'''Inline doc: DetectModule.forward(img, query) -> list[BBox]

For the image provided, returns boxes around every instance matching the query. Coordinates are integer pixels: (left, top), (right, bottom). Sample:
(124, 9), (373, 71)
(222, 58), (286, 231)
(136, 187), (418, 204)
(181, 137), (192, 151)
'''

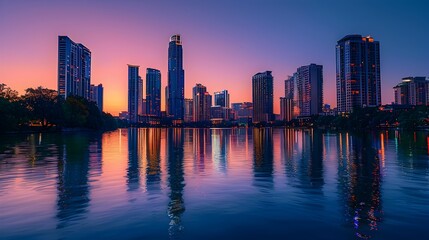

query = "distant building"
(128, 65), (142, 123)
(119, 111), (128, 120)
(280, 97), (293, 122)
(252, 71), (273, 123)
(193, 84), (212, 122)
(214, 90), (230, 108)
(336, 34), (381, 112)
(295, 64), (323, 116)
(210, 106), (231, 121)
(167, 34), (185, 120)
(57, 36), (91, 99)
(394, 77), (429, 105)
(90, 84), (103, 111)
(146, 68), (161, 117)
(184, 98), (193, 122)
(231, 102), (253, 119)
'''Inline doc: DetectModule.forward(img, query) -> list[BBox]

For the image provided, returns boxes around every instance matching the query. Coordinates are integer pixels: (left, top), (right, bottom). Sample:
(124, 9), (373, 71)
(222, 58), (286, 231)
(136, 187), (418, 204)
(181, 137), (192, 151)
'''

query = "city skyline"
(1, 0), (428, 115)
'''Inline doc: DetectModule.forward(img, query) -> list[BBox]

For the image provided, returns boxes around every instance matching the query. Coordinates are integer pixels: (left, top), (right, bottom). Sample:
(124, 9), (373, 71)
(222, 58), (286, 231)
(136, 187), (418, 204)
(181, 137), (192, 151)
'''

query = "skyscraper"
(214, 90), (230, 108)
(90, 84), (103, 112)
(146, 68), (161, 117)
(394, 77), (429, 105)
(252, 71), (273, 123)
(336, 34), (381, 112)
(167, 34), (185, 120)
(296, 64), (323, 116)
(57, 36), (91, 99)
(193, 84), (212, 122)
(128, 65), (142, 124)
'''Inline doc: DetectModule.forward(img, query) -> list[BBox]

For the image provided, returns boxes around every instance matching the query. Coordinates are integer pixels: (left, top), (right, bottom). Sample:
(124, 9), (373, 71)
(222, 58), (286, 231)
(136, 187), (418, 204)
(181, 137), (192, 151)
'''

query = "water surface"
(0, 128), (428, 239)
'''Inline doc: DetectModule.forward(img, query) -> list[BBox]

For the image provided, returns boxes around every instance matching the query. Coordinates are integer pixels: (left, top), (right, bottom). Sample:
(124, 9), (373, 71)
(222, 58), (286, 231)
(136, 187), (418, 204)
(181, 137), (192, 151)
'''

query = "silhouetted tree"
(24, 87), (61, 127)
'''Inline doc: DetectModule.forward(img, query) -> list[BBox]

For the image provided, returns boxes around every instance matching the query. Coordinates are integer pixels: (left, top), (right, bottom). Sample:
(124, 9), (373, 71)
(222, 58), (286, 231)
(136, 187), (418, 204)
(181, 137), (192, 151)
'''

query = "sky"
(1, 0), (428, 115)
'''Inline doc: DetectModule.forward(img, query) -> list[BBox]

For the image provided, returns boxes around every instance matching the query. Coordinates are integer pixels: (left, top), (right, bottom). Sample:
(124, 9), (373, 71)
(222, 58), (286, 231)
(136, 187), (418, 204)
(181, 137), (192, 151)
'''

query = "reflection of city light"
(379, 133), (385, 168)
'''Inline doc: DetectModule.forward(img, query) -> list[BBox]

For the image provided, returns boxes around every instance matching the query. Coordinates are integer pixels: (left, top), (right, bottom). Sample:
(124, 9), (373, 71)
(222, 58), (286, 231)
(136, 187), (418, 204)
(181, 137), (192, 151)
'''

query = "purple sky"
(1, 0), (428, 114)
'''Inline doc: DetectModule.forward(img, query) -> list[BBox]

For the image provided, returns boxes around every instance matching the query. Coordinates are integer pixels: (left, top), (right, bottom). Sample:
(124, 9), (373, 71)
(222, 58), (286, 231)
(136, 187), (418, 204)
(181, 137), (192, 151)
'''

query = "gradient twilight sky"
(1, 0), (428, 115)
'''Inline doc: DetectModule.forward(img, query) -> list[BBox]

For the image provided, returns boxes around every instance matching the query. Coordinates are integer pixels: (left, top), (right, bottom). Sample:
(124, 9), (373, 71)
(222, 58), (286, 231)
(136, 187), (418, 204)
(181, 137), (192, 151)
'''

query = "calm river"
(0, 128), (428, 239)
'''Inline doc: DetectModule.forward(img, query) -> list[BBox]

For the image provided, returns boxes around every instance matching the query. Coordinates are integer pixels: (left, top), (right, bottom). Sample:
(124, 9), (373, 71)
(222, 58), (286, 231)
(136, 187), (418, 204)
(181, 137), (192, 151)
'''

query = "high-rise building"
(146, 68), (161, 117)
(336, 34), (381, 112)
(57, 36), (91, 99)
(284, 76), (294, 99)
(90, 84), (103, 111)
(295, 64), (323, 116)
(193, 84), (212, 122)
(394, 77), (429, 105)
(214, 90), (230, 108)
(184, 98), (193, 123)
(252, 71), (273, 123)
(128, 65), (142, 123)
(167, 34), (185, 120)
(280, 97), (293, 122)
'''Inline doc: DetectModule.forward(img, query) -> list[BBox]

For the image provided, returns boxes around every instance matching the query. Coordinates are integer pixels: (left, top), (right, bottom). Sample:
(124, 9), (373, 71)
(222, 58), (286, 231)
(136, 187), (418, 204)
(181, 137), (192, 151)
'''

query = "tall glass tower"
(167, 34), (185, 120)
(336, 34), (381, 112)
(57, 36), (91, 99)
(146, 68), (161, 117)
(128, 65), (142, 124)
(252, 71), (274, 123)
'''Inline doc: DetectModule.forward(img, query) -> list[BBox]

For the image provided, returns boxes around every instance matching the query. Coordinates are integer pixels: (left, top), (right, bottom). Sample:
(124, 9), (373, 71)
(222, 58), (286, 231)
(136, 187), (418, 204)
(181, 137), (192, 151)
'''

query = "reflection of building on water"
(394, 131), (429, 171)
(281, 128), (299, 180)
(193, 128), (211, 173)
(146, 128), (161, 191)
(281, 129), (324, 195)
(337, 133), (382, 239)
(127, 128), (142, 192)
(166, 128), (185, 237)
(305, 130), (324, 191)
(253, 128), (274, 190)
(57, 134), (99, 228)
(212, 129), (230, 173)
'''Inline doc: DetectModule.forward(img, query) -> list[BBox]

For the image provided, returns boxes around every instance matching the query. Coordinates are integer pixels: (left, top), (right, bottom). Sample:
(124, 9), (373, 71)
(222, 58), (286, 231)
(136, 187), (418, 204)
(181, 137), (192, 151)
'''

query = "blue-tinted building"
(336, 35), (381, 112)
(214, 90), (229, 108)
(128, 65), (142, 124)
(167, 35), (185, 120)
(146, 68), (161, 117)
(296, 64), (323, 116)
(252, 71), (274, 123)
(90, 84), (103, 112)
(57, 36), (91, 99)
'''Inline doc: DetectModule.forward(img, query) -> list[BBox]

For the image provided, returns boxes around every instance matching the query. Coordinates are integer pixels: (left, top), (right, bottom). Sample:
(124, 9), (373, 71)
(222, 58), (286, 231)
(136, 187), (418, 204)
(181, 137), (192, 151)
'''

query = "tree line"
(0, 84), (118, 133)
(288, 106), (429, 130)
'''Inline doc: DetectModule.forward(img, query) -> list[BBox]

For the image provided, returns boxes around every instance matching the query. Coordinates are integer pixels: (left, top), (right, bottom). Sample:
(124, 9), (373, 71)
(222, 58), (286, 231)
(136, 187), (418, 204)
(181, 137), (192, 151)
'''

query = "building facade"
(167, 35), (185, 120)
(58, 36), (91, 99)
(214, 90), (230, 108)
(146, 68), (161, 117)
(184, 98), (194, 123)
(90, 84), (103, 111)
(128, 65), (142, 124)
(252, 71), (273, 123)
(394, 77), (429, 105)
(336, 34), (381, 112)
(193, 84), (212, 122)
(280, 97), (293, 122)
(296, 64), (323, 116)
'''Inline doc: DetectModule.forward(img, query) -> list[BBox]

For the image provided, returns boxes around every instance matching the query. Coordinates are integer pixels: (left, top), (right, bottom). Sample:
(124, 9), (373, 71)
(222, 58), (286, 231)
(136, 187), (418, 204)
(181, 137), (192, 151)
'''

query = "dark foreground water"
(0, 128), (428, 239)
